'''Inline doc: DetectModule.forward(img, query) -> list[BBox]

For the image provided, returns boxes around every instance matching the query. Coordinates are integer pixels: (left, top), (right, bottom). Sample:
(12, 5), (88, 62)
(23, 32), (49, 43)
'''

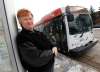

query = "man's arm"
(17, 41), (54, 67)
(39, 32), (58, 56)
(41, 32), (58, 56)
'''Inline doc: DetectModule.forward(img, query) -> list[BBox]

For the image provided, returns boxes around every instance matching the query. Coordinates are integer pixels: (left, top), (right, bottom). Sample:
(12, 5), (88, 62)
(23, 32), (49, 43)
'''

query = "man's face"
(19, 14), (34, 31)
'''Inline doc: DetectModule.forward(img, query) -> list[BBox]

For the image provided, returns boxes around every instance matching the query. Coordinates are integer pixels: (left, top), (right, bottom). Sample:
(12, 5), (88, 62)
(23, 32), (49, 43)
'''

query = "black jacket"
(16, 29), (55, 70)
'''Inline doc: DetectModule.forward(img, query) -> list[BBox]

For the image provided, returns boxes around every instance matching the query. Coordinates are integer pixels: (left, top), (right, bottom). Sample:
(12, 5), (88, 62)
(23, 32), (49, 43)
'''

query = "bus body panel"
(35, 6), (98, 55)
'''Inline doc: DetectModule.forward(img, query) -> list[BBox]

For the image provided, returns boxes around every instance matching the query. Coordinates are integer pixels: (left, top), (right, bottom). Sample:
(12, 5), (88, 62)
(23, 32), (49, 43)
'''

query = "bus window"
(36, 15), (68, 53)
(68, 14), (92, 35)
(0, 17), (13, 72)
(68, 15), (81, 35)
(78, 14), (93, 31)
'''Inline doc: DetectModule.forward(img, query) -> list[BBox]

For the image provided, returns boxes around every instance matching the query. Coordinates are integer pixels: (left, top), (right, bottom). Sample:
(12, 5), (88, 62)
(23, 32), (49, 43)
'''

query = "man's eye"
(24, 18), (28, 20)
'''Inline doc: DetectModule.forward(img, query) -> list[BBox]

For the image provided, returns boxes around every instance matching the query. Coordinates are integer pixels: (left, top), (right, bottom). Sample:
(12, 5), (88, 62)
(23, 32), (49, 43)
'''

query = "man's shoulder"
(16, 31), (24, 39)
(17, 31), (22, 36)
(16, 31), (27, 43)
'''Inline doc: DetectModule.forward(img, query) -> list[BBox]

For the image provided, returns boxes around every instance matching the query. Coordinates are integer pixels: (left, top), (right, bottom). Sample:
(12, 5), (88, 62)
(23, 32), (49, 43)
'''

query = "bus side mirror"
(67, 13), (74, 22)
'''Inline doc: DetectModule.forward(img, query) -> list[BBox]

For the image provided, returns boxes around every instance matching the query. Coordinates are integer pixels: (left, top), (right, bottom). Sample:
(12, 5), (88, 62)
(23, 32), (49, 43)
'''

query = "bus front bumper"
(69, 39), (98, 56)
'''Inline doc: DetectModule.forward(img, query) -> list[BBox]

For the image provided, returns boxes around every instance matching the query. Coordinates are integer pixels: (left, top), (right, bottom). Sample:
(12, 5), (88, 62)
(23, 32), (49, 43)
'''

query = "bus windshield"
(68, 14), (92, 35)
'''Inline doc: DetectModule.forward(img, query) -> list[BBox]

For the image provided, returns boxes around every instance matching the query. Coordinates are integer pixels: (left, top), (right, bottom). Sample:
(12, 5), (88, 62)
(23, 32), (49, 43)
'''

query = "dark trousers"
(28, 66), (54, 72)
(27, 63), (54, 72)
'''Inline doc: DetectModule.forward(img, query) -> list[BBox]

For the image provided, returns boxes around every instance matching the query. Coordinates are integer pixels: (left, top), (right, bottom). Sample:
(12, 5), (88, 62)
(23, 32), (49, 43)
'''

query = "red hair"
(17, 9), (33, 18)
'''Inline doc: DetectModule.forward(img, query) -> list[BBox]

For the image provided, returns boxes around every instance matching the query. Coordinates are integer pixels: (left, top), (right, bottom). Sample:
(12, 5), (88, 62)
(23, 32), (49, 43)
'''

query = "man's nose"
(27, 19), (31, 22)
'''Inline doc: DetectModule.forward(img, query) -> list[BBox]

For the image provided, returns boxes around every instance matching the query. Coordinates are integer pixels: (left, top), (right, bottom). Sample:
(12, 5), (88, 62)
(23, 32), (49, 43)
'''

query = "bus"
(35, 6), (98, 55)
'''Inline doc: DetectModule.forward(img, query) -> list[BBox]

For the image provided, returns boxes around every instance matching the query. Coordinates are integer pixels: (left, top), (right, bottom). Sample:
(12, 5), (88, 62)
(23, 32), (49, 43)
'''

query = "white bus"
(35, 6), (98, 55)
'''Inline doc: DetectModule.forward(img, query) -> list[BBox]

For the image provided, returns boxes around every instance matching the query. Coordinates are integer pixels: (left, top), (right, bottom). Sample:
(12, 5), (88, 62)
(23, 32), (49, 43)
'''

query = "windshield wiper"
(80, 30), (84, 37)
(80, 23), (84, 38)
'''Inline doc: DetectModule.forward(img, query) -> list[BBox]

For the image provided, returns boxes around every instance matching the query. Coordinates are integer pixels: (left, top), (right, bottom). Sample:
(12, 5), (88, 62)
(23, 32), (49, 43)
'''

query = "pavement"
(54, 53), (98, 72)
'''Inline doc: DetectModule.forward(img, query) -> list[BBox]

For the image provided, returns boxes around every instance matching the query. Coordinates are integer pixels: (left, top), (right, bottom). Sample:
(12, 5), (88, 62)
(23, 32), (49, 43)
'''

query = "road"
(54, 53), (98, 72)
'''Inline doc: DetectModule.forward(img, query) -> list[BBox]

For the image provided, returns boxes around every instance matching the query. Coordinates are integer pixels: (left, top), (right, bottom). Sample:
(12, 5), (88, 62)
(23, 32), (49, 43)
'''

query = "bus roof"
(66, 6), (88, 14)
(36, 8), (62, 25)
(35, 6), (88, 26)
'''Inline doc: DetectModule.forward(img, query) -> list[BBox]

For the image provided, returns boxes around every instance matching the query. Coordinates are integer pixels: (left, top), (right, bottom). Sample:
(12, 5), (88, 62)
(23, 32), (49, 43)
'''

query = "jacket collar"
(22, 28), (36, 34)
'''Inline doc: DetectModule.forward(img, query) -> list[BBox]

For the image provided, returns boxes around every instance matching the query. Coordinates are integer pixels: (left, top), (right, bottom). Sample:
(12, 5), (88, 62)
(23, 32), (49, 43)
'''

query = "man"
(16, 9), (58, 72)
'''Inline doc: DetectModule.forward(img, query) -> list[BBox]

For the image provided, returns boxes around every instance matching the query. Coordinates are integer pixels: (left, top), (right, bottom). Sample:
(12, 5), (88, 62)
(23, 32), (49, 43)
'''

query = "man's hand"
(52, 47), (58, 56)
